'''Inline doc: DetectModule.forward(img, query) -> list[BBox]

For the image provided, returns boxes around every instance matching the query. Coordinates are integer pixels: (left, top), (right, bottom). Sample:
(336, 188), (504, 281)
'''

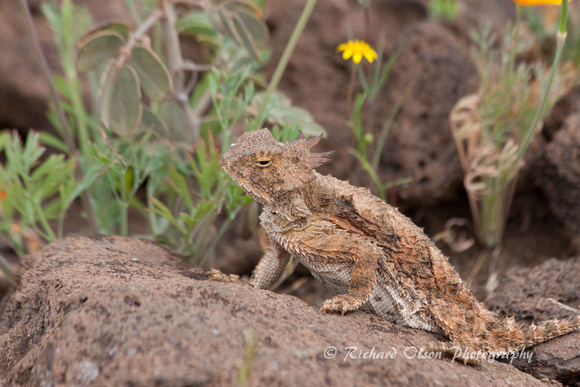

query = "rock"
(536, 104), (580, 251)
(0, 0), (57, 133)
(264, 0), (428, 183)
(376, 21), (478, 205)
(266, 1), (492, 205)
(0, 236), (550, 386)
(486, 257), (580, 384)
(0, 0), (129, 133)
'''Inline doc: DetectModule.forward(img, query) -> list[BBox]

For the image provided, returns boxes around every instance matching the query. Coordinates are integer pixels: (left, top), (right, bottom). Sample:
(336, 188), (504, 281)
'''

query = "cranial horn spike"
(307, 150), (335, 169)
(297, 130), (305, 140)
(304, 133), (323, 149)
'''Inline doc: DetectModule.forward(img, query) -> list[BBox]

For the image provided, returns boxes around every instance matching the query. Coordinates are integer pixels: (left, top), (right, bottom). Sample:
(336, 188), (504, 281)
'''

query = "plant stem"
(508, 5), (521, 82)
(119, 172), (129, 237)
(19, 0), (99, 234)
(255, 0), (318, 126)
(515, 4), (568, 163)
(35, 202), (57, 242)
(347, 64), (357, 109)
(559, 0), (568, 33)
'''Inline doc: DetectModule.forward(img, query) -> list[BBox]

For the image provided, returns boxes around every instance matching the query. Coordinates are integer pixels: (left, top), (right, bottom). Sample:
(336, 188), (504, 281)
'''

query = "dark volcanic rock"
(537, 109), (580, 251)
(0, 236), (549, 386)
(487, 257), (580, 385)
(377, 21), (478, 205)
(0, 0), (129, 133)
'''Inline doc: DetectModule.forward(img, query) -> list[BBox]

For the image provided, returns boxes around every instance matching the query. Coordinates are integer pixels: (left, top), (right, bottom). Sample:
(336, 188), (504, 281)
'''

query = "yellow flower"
(512, 0), (570, 6)
(336, 40), (378, 64)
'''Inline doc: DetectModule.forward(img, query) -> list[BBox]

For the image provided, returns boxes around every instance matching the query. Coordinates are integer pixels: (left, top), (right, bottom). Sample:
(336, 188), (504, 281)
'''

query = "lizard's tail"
(523, 315), (580, 347)
(492, 315), (580, 352)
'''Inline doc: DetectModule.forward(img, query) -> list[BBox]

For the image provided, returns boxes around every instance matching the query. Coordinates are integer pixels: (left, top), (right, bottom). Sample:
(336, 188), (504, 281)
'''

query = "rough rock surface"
(537, 103), (580, 251)
(487, 257), (580, 384)
(265, 1), (479, 205)
(0, 0), (129, 133)
(376, 21), (478, 205)
(0, 236), (553, 386)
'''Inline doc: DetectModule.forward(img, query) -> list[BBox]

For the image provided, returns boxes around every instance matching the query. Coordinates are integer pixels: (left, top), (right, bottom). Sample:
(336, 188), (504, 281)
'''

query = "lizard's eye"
(256, 157), (272, 168)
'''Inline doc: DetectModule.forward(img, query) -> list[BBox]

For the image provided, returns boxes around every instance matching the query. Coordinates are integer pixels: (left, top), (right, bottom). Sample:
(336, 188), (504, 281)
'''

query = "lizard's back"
(300, 173), (491, 333)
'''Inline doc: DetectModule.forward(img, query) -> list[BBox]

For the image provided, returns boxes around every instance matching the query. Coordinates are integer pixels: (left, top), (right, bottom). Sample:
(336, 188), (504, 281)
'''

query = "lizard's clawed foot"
(319, 294), (364, 316)
(207, 269), (245, 284)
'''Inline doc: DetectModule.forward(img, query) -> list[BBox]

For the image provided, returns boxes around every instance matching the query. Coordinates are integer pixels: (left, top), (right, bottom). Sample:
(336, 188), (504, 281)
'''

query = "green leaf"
(217, 6), (240, 43)
(148, 196), (185, 233)
(234, 10), (268, 47)
(232, 13), (261, 62)
(129, 46), (173, 101)
(76, 30), (125, 72)
(190, 72), (211, 109)
(23, 132), (45, 167)
(168, 165), (194, 210)
(176, 12), (218, 38)
(161, 102), (186, 141)
(224, 1), (264, 20)
(98, 62), (115, 129)
(63, 161), (99, 208)
(89, 21), (130, 39)
(255, 92), (326, 137)
(139, 108), (169, 138)
(30, 154), (67, 183)
(108, 65), (143, 137)
(39, 132), (68, 153)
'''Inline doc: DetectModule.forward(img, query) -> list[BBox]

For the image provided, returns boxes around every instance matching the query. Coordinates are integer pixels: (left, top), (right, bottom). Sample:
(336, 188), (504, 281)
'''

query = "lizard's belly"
(365, 266), (441, 333)
(295, 251), (353, 295)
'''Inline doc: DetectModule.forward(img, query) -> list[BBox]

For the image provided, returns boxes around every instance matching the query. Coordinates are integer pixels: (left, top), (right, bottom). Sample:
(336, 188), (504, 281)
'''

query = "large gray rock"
(0, 236), (551, 386)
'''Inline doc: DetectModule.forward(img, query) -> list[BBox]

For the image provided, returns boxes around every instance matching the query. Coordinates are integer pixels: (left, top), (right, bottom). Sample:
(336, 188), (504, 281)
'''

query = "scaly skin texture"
(219, 128), (580, 363)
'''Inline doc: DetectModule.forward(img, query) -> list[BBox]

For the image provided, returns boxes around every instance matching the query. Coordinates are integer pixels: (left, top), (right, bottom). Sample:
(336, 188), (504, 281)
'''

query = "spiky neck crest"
(220, 129), (334, 206)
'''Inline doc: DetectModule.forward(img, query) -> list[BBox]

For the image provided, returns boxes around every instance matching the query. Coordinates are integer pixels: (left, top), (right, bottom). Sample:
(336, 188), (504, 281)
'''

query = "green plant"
(523, 4), (580, 66)
(338, 37), (414, 200)
(427, 0), (459, 21)
(0, 0), (325, 277)
(450, 2), (573, 248)
(0, 131), (91, 253)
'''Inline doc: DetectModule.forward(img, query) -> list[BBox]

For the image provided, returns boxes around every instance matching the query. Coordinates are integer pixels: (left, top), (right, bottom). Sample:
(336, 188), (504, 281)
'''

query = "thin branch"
(113, 8), (164, 71)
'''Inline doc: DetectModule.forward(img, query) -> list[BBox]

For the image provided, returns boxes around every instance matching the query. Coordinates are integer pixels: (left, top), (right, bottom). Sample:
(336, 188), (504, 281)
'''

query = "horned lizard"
(218, 128), (580, 363)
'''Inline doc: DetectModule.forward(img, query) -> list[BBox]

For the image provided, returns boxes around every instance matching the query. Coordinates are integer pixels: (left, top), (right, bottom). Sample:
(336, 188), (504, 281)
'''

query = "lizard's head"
(220, 128), (334, 205)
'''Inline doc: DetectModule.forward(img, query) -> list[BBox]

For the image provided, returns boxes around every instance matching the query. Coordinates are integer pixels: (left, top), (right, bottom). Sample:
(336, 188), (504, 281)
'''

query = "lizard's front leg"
(250, 237), (291, 289)
(289, 225), (380, 315)
(319, 241), (379, 315)
(208, 237), (289, 287)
